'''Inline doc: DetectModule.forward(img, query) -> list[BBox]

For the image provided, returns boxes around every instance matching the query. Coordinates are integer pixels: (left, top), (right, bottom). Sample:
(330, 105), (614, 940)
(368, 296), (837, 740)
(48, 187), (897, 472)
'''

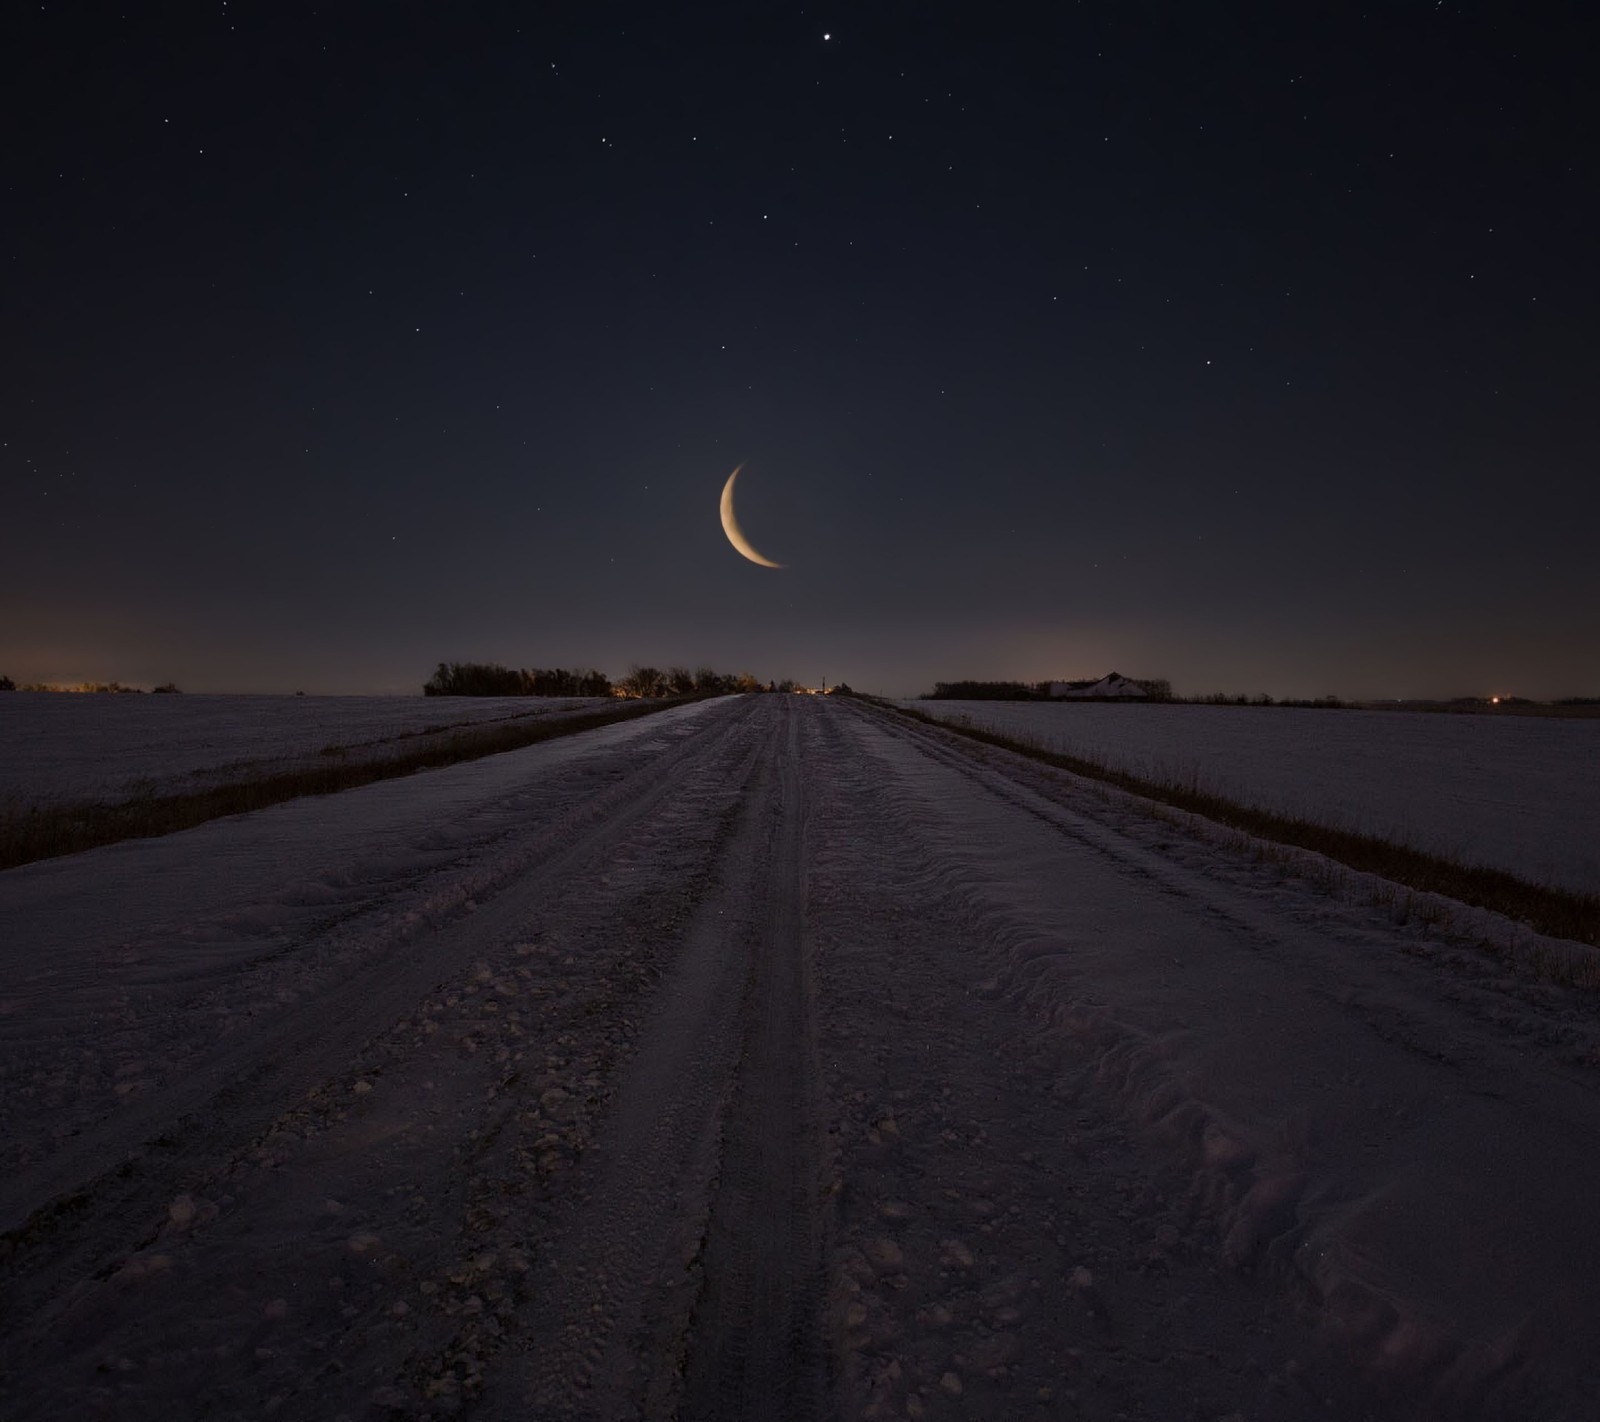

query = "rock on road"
(3, 695), (1599, 1420)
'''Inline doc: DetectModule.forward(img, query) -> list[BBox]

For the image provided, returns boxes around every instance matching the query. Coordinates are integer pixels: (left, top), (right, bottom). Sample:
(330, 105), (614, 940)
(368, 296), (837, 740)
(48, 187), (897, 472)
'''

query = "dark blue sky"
(4, 3), (1594, 697)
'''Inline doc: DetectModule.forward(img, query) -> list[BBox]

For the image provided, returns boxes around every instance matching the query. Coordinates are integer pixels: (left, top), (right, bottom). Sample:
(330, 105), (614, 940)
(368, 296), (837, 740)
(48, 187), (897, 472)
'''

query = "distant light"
(823, 32), (831, 40)
(1491, 695), (1500, 704)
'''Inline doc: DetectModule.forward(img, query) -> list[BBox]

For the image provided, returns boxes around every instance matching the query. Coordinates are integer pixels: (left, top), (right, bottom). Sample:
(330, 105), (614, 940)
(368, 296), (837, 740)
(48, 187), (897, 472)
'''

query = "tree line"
(0, 677), (180, 693)
(925, 678), (1173, 700)
(422, 661), (794, 698)
(423, 663), (613, 697)
(926, 680), (1041, 700)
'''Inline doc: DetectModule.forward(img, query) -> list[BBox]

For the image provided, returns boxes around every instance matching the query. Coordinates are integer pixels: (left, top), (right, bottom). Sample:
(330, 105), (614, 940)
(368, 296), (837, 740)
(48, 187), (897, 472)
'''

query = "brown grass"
(0, 697), (698, 872)
(884, 701), (1600, 953)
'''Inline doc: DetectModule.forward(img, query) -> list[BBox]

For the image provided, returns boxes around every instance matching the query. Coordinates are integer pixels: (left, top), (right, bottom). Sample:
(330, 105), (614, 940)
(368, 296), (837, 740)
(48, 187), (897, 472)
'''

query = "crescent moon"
(719, 463), (784, 568)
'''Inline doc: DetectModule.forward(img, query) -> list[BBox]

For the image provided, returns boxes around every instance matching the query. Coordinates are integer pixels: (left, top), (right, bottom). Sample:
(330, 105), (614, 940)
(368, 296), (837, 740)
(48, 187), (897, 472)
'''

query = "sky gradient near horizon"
(3, 4), (1594, 698)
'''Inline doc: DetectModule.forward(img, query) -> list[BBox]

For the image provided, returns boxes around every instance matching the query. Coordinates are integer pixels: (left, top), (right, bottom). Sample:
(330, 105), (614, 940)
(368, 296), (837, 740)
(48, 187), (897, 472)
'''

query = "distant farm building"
(1045, 672), (1151, 700)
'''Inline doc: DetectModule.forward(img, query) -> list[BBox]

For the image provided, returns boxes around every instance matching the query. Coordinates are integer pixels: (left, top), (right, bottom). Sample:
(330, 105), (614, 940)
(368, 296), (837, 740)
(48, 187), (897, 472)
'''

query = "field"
(3, 695), (1599, 1418)
(905, 698), (1600, 896)
(0, 692), (606, 810)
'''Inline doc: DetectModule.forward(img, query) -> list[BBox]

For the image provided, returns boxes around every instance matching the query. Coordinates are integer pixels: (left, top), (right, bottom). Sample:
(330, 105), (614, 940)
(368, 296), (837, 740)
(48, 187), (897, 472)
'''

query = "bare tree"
(623, 664), (667, 698)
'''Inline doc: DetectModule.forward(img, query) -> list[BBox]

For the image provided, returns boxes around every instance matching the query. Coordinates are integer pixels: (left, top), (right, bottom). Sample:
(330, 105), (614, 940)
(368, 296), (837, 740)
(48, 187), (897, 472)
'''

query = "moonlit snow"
(905, 698), (1600, 895)
(0, 692), (604, 810)
(3, 694), (1599, 1417)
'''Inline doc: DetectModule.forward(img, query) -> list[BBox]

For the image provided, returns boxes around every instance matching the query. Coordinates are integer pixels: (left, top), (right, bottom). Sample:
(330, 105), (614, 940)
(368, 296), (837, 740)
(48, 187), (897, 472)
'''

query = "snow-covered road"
(2, 696), (1597, 1419)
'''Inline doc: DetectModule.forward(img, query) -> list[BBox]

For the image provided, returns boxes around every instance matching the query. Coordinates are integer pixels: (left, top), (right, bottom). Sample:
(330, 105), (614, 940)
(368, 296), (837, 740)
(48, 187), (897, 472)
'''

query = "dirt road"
(3, 696), (1598, 1419)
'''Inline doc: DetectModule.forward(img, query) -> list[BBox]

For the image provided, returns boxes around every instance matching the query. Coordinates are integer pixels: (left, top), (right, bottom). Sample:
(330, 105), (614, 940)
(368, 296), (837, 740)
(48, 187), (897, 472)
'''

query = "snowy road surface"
(3, 695), (1598, 1420)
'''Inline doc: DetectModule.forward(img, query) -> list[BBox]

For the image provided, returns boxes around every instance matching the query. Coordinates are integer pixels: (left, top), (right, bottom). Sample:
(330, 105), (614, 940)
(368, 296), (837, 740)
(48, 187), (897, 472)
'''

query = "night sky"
(4, 4), (1594, 698)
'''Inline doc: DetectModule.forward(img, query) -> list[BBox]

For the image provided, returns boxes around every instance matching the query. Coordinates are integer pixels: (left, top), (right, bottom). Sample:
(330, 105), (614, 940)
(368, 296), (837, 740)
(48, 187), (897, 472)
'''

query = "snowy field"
(0, 692), (606, 809)
(904, 700), (1600, 895)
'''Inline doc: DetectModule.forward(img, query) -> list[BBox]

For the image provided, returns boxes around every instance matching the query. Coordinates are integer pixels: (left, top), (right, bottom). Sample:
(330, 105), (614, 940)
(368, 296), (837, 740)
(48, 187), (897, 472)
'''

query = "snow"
(1045, 672), (1148, 698)
(0, 692), (607, 809)
(0, 697), (730, 1195)
(4, 693), (1600, 1416)
(903, 699), (1600, 895)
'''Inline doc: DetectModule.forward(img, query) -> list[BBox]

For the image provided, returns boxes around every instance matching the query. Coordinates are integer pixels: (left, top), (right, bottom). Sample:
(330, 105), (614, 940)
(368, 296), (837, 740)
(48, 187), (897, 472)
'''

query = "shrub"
(424, 661), (525, 696)
(622, 665), (668, 698)
(423, 662), (614, 698)
(927, 680), (1040, 700)
(423, 659), (790, 698)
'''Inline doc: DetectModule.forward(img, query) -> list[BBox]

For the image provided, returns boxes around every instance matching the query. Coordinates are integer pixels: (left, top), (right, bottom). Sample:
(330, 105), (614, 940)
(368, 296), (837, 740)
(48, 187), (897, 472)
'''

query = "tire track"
(478, 698), (830, 1421)
(678, 697), (829, 1421)
(477, 710), (775, 1419)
